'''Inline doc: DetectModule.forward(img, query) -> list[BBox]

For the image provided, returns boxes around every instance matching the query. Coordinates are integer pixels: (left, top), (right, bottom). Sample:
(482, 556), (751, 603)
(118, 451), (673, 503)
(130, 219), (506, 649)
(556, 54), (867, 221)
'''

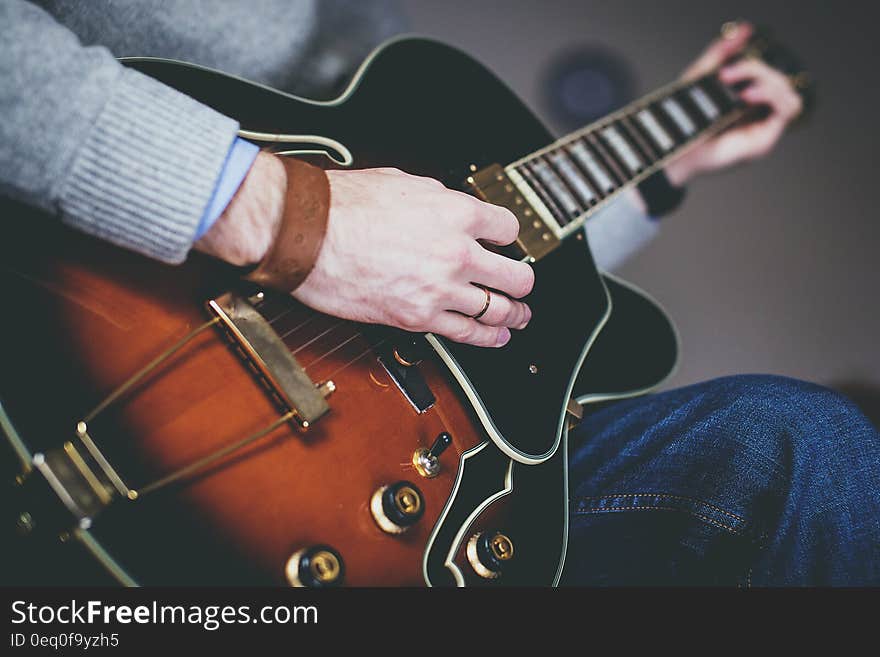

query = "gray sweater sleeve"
(1, 0), (240, 264)
(583, 189), (659, 272)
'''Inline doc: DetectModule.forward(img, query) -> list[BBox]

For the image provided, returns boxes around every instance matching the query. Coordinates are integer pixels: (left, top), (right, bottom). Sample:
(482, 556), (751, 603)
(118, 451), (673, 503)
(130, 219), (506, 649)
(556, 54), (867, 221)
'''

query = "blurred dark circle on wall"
(540, 45), (637, 131)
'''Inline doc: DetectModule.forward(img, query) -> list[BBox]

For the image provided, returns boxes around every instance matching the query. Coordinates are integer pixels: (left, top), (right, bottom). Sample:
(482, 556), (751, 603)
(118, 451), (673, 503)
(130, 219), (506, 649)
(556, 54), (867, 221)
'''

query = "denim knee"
(703, 374), (874, 469)
(572, 372), (876, 542)
(708, 375), (880, 584)
(567, 374), (880, 584)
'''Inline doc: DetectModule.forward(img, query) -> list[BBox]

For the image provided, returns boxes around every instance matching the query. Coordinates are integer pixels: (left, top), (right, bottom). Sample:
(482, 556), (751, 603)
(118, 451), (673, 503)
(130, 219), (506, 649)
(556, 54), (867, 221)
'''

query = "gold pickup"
(466, 163), (560, 262)
(207, 292), (332, 429)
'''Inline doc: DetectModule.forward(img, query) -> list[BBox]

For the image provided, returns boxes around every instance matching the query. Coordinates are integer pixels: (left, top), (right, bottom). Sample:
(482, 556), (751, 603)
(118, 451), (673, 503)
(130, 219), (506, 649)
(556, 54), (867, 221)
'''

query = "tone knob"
(466, 531), (514, 579)
(370, 481), (424, 534)
(285, 545), (344, 587)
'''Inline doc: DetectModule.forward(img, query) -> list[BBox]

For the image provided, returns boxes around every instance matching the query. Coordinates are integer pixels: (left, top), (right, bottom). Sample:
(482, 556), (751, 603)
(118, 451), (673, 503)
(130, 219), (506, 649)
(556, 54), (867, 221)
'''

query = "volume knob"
(466, 531), (514, 579)
(370, 481), (424, 534)
(285, 544), (344, 587)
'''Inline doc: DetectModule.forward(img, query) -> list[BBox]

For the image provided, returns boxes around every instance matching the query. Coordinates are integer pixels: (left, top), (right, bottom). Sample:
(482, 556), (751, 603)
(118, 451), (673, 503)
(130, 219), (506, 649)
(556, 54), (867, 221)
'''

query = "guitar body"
(0, 38), (677, 586)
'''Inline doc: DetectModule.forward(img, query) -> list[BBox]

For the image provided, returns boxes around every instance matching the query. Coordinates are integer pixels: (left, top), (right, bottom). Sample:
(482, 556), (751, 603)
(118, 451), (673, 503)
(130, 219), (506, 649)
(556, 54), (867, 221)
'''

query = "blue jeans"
(562, 375), (880, 586)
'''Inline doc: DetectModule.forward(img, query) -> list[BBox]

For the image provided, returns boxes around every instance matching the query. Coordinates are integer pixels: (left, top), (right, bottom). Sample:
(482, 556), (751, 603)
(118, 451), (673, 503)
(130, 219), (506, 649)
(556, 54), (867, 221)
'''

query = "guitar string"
(276, 314), (368, 367)
(107, 308), (385, 499)
(278, 312), (322, 340)
(132, 331), (392, 497)
(236, 299), (381, 376)
(263, 303), (297, 326)
(132, 331), (394, 499)
(256, 297), (397, 372)
(262, 303), (351, 344)
(288, 320), (346, 356)
(301, 332), (362, 371)
(316, 339), (387, 380)
(258, 305), (425, 380)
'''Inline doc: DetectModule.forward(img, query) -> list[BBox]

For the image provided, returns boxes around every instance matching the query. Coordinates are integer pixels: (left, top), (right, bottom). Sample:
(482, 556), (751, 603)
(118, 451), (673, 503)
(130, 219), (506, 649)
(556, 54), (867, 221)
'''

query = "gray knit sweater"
(1, 0), (656, 270)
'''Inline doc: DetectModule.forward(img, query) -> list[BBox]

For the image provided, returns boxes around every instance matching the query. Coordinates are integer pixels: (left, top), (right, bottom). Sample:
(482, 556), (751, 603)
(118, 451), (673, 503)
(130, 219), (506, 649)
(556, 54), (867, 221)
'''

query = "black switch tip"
(428, 432), (452, 459)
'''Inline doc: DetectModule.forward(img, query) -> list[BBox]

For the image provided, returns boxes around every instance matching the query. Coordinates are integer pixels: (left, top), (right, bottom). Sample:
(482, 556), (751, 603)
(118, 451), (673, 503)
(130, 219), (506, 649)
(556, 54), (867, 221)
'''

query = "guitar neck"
(505, 71), (748, 239)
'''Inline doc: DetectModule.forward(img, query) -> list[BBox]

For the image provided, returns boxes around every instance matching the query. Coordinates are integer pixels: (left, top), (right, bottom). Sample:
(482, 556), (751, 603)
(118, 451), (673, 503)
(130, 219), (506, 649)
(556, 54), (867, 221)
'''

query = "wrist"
(194, 150), (286, 266)
(637, 168), (687, 218)
(243, 157), (331, 293)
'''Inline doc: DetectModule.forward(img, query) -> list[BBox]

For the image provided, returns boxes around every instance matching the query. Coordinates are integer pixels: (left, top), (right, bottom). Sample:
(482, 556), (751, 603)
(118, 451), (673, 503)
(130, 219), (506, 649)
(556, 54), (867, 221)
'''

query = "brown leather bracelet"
(244, 157), (330, 293)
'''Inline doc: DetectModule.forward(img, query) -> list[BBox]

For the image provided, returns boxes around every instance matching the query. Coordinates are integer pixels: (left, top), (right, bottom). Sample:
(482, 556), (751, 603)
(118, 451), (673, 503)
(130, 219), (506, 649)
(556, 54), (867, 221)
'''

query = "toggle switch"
(412, 432), (452, 478)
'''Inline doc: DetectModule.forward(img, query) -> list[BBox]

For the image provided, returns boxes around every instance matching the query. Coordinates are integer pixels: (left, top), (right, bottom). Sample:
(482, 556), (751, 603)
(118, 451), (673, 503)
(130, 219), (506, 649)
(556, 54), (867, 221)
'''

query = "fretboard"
(505, 72), (747, 238)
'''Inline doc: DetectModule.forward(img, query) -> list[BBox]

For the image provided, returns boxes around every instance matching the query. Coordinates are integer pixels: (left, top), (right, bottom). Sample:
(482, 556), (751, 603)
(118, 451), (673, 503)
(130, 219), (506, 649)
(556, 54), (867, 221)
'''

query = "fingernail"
(721, 21), (740, 39)
(496, 328), (511, 347)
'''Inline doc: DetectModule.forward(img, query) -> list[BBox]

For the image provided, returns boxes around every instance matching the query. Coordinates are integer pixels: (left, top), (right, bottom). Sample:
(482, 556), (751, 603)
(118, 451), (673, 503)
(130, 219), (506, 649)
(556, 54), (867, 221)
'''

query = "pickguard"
(423, 441), (512, 587)
(430, 238), (611, 463)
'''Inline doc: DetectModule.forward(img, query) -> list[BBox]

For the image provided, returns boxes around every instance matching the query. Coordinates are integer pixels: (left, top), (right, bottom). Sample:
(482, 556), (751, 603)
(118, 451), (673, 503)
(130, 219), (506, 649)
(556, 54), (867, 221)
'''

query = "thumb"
(682, 21), (754, 81)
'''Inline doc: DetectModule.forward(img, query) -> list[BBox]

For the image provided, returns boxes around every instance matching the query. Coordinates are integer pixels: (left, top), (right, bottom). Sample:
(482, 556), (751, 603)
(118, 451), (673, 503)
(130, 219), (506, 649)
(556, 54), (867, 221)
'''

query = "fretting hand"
(665, 21), (804, 186)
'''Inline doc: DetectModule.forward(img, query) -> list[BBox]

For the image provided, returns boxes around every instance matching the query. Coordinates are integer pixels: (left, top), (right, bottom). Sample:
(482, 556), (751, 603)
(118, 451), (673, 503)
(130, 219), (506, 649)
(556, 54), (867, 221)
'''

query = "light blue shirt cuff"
(194, 137), (260, 240)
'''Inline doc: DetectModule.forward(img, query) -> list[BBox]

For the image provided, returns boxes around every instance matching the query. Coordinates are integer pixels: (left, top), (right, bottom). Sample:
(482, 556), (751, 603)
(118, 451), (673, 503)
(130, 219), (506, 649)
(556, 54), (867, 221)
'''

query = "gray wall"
(399, 0), (879, 403)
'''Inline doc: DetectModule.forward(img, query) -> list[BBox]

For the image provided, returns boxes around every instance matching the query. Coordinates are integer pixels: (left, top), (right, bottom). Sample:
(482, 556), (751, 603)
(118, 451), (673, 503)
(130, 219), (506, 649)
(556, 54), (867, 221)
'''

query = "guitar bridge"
(207, 292), (333, 429)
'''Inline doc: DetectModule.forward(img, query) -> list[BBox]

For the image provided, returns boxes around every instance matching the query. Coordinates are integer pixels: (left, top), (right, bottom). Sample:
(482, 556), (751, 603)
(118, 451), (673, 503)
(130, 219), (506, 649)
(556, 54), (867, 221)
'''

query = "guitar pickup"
(207, 292), (333, 429)
(373, 335), (436, 414)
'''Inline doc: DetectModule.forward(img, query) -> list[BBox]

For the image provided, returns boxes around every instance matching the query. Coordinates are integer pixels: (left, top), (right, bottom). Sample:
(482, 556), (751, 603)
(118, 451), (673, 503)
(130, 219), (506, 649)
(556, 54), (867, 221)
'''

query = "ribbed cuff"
(637, 169), (686, 219)
(57, 67), (240, 264)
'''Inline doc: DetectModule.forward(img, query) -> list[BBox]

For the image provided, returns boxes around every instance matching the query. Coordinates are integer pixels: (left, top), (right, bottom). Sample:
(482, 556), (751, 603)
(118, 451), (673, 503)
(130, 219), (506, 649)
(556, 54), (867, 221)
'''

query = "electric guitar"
(0, 29), (811, 586)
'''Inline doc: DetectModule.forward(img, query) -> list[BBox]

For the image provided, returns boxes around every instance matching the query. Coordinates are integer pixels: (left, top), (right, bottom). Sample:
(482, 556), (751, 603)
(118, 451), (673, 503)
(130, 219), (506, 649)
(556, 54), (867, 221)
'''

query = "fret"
(703, 75), (741, 111)
(645, 101), (684, 151)
(677, 89), (711, 130)
(620, 115), (659, 164)
(660, 96), (697, 138)
(567, 140), (616, 195)
(528, 158), (582, 222)
(600, 123), (643, 174)
(688, 83), (720, 121)
(547, 150), (597, 206)
(636, 107), (675, 152)
(586, 132), (627, 186)
(502, 69), (748, 246)
(516, 163), (568, 226)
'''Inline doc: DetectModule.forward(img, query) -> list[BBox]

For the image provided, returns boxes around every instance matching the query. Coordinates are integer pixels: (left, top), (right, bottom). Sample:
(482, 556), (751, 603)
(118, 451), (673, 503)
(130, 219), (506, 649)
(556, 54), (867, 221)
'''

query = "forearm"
(1, 0), (240, 264)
